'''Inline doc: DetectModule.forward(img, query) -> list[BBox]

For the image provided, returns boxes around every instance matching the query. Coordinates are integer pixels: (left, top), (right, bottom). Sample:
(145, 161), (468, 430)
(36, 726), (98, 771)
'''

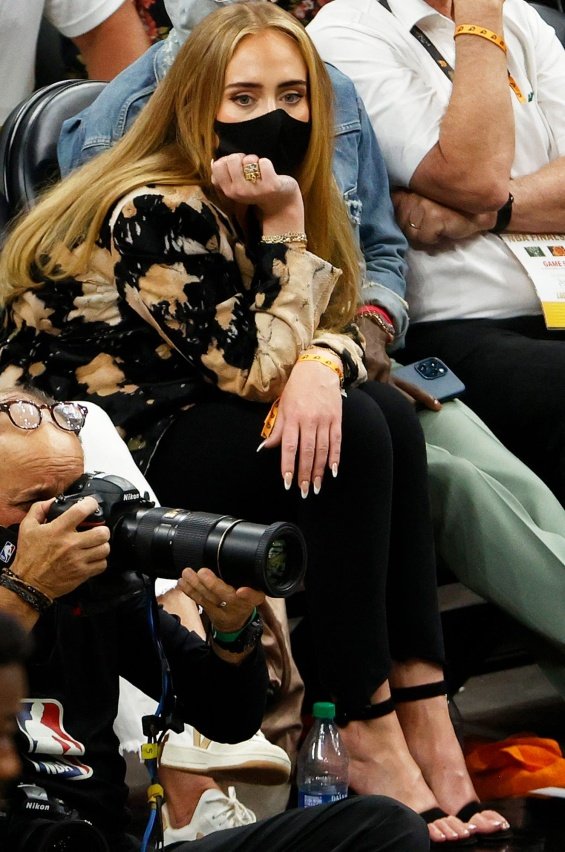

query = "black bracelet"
(0, 570), (53, 613)
(489, 193), (514, 234)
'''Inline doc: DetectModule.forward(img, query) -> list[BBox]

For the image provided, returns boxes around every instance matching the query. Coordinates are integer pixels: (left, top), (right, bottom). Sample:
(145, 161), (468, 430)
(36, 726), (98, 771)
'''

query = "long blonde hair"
(0, 1), (360, 330)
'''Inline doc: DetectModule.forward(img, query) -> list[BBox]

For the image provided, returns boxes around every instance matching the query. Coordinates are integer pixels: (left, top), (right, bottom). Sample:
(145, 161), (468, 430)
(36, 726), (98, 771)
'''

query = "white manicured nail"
(284, 472), (292, 491)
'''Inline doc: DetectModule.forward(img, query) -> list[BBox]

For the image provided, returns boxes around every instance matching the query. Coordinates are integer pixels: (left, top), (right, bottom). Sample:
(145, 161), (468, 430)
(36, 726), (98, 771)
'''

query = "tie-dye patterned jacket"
(0, 184), (365, 470)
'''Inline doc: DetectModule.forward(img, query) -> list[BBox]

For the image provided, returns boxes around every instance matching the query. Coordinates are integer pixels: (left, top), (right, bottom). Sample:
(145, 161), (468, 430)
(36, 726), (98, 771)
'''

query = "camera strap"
(139, 578), (183, 851)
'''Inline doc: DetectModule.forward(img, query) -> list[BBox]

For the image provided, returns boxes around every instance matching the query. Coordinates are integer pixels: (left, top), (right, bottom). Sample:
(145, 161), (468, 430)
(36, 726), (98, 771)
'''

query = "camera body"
(0, 784), (108, 852)
(47, 473), (306, 597)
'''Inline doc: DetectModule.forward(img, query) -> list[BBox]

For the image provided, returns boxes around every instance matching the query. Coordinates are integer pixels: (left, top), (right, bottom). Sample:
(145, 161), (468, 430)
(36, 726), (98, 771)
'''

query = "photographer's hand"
(178, 567), (265, 663)
(10, 496), (110, 600)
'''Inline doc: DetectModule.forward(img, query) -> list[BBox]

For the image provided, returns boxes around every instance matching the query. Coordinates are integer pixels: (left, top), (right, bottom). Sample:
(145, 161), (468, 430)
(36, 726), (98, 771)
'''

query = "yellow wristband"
(261, 397), (281, 439)
(297, 352), (344, 386)
(454, 24), (507, 54)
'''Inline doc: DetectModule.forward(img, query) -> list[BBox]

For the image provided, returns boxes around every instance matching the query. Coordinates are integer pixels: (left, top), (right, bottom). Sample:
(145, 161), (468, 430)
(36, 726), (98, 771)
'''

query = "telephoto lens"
(47, 474), (307, 597)
(115, 509), (307, 597)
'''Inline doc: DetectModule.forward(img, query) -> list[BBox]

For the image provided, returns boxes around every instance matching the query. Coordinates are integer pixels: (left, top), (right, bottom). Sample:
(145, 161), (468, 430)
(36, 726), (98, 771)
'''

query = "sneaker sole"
(160, 746), (291, 785)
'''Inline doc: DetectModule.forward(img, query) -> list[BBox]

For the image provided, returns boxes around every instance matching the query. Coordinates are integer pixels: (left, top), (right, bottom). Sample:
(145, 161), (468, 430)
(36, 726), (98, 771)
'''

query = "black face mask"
(214, 108), (312, 176)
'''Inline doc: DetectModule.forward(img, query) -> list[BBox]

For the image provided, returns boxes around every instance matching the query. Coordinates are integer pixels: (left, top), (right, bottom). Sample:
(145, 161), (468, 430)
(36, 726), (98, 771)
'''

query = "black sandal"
(393, 681), (512, 845)
(391, 679), (449, 703)
(335, 696), (395, 727)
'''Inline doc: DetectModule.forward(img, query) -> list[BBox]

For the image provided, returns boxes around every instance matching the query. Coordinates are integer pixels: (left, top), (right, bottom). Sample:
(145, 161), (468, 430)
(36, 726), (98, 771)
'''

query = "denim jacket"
(58, 51), (409, 346)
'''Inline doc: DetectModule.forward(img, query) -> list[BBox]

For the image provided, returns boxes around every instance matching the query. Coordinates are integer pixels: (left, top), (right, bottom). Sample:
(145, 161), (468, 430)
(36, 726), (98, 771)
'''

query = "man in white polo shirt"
(308, 0), (565, 505)
(0, 0), (149, 126)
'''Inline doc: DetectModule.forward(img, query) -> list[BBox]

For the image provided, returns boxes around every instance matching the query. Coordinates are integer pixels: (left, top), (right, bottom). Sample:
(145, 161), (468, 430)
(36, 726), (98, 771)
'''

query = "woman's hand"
(211, 153), (305, 233)
(261, 357), (343, 497)
(178, 567), (265, 634)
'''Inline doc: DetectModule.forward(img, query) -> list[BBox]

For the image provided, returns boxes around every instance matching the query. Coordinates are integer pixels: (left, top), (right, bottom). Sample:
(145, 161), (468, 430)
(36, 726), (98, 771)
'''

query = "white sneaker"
(162, 786), (256, 843)
(160, 728), (291, 785)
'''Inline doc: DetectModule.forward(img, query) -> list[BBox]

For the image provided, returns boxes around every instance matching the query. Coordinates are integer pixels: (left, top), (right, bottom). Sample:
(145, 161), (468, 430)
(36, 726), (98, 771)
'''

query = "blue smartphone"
(393, 357), (465, 403)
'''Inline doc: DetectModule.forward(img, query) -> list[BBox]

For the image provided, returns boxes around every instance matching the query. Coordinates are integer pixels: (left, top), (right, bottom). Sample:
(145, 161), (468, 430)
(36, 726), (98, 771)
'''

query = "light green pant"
(420, 398), (565, 694)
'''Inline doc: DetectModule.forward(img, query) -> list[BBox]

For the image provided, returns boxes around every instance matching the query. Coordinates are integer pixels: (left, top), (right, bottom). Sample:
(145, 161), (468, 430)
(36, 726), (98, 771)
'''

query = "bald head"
(0, 398), (84, 527)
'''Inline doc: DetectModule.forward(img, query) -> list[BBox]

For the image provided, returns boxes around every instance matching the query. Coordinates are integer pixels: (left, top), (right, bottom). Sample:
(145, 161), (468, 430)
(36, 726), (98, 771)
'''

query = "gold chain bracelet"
(260, 232), (308, 246)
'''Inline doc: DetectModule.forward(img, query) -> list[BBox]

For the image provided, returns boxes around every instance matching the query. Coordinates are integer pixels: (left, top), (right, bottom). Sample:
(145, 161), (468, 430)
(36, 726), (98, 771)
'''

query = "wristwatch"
(489, 193), (514, 234)
(211, 610), (263, 654)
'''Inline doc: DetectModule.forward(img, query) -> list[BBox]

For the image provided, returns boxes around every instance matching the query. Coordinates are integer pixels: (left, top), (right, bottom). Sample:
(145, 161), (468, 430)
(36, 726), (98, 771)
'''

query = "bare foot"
(394, 693), (510, 839)
(339, 712), (475, 844)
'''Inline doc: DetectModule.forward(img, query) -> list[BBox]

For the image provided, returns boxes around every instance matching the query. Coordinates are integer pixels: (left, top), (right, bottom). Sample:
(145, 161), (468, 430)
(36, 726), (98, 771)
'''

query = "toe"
(466, 809), (510, 835)
(428, 815), (472, 843)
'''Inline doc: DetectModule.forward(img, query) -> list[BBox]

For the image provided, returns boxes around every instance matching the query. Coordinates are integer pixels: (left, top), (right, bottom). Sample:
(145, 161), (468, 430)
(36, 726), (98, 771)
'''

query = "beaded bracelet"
(0, 568), (53, 613)
(356, 307), (396, 341)
(260, 232), (308, 246)
(297, 352), (344, 386)
(454, 25), (507, 54)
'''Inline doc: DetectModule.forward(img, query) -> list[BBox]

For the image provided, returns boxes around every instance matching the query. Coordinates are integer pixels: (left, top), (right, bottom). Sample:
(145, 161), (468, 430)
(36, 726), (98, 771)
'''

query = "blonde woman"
(0, 2), (508, 844)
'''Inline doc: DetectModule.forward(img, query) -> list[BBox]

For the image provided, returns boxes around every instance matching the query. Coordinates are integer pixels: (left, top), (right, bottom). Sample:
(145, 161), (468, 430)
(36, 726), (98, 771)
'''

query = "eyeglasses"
(0, 400), (88, 434)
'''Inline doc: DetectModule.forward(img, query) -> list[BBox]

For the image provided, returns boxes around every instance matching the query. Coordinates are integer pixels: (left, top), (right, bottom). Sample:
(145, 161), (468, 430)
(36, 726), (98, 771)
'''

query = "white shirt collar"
(385, 0), (450, 31)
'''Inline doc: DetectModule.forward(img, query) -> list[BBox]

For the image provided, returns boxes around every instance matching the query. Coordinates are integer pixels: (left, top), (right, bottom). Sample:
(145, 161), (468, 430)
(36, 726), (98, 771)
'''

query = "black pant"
(403, 315), (565, 506)
(147, 382), (444, 712)
(168, 797), (429, 852)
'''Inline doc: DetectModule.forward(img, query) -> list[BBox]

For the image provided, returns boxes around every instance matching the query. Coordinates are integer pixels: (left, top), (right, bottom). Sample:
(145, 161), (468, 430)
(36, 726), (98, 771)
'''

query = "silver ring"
(219, 600), (228, 608)
(408, 220), (420, 230)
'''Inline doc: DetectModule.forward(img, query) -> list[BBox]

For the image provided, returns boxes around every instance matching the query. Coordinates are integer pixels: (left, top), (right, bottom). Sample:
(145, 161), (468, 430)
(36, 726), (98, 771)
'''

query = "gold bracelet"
(260, 232), (308, 246)
(454, 25), (507, 54)
(356, 309), (396, 341)
(297, 352), (344, 386)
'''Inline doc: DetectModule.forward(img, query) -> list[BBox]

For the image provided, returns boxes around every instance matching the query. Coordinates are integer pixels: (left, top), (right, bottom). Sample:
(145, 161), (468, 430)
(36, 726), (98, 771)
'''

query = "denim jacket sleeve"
(328, 64), (409, 349)
(57, 44), (162, 176)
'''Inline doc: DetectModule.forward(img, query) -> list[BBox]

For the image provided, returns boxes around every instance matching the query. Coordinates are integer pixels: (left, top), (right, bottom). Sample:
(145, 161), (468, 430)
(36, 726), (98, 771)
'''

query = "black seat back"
(0, 79), (106, 220)
(530, 3), (565, 43)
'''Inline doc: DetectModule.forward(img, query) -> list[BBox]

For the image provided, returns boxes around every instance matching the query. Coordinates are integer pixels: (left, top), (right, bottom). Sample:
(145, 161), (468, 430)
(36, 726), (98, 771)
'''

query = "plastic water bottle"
(297, 701), (349, 807)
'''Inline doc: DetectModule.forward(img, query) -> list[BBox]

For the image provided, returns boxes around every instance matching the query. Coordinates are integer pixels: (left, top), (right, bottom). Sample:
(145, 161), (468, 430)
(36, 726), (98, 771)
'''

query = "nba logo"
(0, 541), (16, 564)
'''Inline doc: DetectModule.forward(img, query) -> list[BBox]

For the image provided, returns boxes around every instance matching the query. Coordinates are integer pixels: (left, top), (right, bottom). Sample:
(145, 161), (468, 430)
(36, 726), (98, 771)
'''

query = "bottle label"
(298, 791), (347, 808)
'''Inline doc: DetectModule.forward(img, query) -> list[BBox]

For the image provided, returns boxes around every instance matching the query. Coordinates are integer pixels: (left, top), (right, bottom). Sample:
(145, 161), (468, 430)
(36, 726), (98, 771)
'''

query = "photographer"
(0, 388), (428, 850)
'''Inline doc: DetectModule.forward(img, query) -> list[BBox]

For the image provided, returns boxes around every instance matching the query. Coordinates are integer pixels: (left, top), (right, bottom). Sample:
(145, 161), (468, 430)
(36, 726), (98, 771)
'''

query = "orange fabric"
(465, 735), (565, 799)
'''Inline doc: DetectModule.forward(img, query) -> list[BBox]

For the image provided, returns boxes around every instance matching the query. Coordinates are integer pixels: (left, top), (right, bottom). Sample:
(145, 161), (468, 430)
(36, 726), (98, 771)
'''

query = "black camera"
(0, 784), (108, 851)
(47, 473), (306, 597)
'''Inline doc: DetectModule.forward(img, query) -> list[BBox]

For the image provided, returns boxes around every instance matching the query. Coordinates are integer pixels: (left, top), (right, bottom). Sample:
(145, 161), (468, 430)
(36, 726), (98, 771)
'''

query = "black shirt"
(17, 577), (268, 834)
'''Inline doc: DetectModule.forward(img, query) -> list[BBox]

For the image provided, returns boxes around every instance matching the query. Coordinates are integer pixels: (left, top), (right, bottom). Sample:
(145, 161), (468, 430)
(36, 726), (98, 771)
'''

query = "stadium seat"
(0, 79), (105, 220)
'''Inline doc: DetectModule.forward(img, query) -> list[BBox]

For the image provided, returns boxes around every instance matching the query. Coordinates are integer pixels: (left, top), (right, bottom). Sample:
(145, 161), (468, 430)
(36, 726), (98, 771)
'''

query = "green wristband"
(212, 608), (257, 643)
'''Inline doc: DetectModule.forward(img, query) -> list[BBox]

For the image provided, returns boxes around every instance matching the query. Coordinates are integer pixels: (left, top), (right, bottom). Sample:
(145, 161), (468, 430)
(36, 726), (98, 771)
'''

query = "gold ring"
(242, 162), (262, 183)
